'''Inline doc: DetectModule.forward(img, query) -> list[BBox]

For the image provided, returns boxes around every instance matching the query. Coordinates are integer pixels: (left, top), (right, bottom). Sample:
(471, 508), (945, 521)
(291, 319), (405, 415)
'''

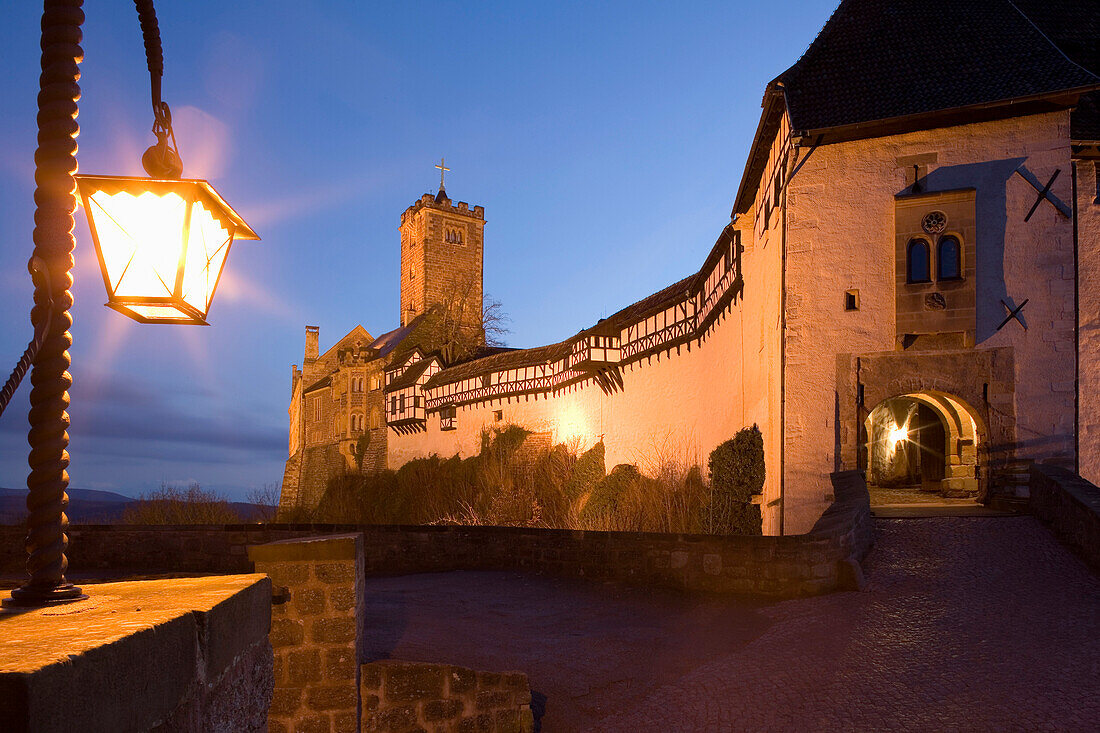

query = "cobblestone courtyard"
(361, 517), (1100, 731)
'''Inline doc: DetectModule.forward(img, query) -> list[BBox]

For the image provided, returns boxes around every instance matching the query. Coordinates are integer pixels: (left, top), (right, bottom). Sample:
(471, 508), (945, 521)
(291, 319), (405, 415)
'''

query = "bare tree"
(246, 484), (281, 522)
(124, 482), (242, 525)
(430, 275), (510, 363)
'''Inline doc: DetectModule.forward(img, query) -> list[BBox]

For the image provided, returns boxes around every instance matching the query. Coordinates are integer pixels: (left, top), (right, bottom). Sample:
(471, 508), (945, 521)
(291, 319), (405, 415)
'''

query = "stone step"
(987, 495), (1030, 513)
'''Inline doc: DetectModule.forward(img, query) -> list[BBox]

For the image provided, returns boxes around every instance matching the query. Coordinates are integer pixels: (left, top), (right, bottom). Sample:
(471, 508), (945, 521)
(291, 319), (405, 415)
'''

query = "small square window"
(493, 410), (503, 422)
(845, 289), (860, 311)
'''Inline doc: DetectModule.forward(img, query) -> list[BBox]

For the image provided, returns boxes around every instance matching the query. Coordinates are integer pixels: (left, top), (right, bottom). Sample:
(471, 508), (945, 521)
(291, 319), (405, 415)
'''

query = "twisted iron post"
(6, 0), (86, 607)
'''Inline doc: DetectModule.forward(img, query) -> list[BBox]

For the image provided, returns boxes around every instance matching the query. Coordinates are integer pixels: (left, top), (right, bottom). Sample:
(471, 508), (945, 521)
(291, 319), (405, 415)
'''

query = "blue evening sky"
(0, 1), (836, 500)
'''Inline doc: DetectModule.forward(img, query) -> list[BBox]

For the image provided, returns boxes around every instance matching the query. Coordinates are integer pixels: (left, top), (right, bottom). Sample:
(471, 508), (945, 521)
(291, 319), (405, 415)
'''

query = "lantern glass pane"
(180, 200), (232, 313)
(127, 304), (193, 320)
(88, 190), (186, 297)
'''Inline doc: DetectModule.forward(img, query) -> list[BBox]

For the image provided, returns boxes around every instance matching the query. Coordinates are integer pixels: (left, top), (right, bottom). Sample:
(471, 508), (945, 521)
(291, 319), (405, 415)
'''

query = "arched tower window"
(370, 408), (381, 430)
(937, 236), (961, 280)
(907, 238), (931, 283)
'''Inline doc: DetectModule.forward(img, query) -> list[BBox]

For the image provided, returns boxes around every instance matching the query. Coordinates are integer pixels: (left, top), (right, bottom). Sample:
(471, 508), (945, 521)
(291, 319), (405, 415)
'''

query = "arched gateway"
(865, 391), (986, 499)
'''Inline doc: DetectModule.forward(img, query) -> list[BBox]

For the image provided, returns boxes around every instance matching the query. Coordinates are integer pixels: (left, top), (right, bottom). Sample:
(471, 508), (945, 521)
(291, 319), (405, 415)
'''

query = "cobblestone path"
(360, 518), (1100, 731)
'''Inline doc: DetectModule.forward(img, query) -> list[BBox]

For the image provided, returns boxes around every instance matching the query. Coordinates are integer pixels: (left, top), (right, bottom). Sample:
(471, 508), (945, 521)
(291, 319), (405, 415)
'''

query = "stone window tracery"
(921, 210), (947, 235)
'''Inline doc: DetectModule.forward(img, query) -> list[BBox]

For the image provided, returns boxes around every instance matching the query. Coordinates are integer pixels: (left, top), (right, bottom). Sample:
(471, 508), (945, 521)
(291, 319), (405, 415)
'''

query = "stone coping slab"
(246, 532), (360, 563)
(0, 574), (270, 733)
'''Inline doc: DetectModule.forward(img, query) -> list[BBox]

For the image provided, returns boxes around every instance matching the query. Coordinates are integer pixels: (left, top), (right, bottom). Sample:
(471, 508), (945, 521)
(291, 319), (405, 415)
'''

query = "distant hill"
(0, 487), (272, 525)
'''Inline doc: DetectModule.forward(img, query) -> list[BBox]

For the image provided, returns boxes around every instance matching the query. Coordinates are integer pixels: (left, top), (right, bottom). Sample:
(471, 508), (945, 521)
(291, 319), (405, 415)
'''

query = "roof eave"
(732, 84), (788, 216)
(789, 84), (1100, 149)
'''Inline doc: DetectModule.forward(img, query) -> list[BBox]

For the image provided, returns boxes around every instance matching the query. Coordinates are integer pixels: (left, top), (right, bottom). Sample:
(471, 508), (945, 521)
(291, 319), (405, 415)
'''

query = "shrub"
(582, 463), (641, 524)
(529, 444), (578, 527)
(122, 483), (242, 525)
(566, 440), (605, 505)
(705, 424), (765, 535)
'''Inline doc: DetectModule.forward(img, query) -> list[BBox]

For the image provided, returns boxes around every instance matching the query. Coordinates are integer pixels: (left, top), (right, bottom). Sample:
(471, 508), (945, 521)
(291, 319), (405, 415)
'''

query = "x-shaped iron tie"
(996, 298), (1029, 332)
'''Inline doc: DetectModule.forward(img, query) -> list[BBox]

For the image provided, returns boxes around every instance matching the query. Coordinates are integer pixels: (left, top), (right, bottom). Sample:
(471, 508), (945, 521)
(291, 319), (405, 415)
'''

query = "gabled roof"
(777, 0), (1098, 135)
(385, 356), (439, 392)
(368, 320), (418, 358)
(317, 324), (374, 362)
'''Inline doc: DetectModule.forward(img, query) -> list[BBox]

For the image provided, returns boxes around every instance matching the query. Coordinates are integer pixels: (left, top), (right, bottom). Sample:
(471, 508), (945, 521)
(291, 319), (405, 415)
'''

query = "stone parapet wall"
(360, 661), (532, 733)
(1029, 464), (1100, 570)
(1, 472), (872, 598)
(0, 575), (272, 733)
(248, 535), (364, 733)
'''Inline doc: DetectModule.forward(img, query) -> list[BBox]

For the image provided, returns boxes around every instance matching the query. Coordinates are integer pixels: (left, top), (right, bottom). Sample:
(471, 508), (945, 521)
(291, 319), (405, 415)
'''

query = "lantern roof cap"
(74, 174), (260, 241)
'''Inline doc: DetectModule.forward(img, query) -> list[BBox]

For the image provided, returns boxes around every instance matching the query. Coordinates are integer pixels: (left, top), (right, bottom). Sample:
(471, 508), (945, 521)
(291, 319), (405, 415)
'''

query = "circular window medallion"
(921, 211), (947, 235)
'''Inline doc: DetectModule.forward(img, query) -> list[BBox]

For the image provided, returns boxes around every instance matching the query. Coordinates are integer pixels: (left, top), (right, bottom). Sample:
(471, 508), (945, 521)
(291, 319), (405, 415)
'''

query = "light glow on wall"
(555, 403), (590, 444)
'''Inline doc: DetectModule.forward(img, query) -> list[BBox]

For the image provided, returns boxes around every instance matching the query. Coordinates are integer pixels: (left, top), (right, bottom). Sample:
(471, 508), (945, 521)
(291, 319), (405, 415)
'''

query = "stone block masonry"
(249, 534), (365, 733)
(360, 661), (533, 733)
(1, 472), (873, 599)
(1029, 463), (1100, 570)
(0, 575), (272, 733)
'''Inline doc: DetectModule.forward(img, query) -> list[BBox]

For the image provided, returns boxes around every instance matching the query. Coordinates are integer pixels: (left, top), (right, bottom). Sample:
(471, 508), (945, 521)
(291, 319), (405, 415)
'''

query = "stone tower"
(399, 185), (485, 342)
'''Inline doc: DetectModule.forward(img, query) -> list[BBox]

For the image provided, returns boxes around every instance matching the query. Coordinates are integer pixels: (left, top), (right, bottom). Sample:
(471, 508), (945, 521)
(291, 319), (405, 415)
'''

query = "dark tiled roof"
(303, 375), (331, 394)
(385, 357), (435, 392)
(778, 0), (1098, 133)
(369, 318), (421, 358)
(585, 275), (695, 335)
(422, 273), (696, 390)
(424, 340), (574, 389)
(1010, 0), (1100, 140)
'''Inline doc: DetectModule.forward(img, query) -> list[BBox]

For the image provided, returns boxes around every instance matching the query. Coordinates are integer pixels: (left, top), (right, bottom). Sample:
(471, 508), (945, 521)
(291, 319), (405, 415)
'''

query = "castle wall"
(783, 111), (1077, 532)
(1077, 160), (1100, 485)
(388, 269), (786, 533)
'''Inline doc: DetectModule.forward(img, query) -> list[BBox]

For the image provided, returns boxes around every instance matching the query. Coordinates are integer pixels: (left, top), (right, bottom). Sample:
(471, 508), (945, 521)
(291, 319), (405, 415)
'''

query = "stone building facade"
(282, 0), (1100, 534)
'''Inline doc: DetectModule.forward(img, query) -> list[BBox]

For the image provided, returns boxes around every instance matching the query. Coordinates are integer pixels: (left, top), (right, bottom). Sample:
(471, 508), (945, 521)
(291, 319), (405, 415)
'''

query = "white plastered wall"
(1076, 159), (1100, 484)
(783, 111), (1077, 532)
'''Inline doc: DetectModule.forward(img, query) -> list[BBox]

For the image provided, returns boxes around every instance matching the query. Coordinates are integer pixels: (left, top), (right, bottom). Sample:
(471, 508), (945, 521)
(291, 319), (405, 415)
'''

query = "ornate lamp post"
(1, 0), (257, 607)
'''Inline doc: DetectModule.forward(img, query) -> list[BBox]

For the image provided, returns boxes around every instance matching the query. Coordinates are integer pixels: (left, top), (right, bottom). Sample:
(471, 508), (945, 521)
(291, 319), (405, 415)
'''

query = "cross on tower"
(435, 158), (450, 191)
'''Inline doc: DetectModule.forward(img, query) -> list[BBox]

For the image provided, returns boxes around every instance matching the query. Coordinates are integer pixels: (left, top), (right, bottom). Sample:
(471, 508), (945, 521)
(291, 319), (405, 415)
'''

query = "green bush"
(565, 440), (605, 502)
(582, 463), (641, 521)
(705, 424), (765, 535)
(529, 444), (577, 527)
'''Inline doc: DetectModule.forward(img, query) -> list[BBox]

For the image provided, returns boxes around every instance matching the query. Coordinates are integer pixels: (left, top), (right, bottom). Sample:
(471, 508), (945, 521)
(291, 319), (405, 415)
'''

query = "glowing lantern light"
(889, 426), (909, 446)
(75, 175), (259, 325)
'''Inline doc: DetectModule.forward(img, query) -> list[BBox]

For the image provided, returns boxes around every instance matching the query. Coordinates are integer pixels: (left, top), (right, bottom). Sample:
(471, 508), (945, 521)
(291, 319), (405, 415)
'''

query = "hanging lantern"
(75, 174), (259, 325)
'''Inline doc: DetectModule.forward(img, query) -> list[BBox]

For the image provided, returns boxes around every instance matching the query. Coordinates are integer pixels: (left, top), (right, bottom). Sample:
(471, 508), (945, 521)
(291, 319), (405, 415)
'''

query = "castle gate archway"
(864, 391), (985, 499)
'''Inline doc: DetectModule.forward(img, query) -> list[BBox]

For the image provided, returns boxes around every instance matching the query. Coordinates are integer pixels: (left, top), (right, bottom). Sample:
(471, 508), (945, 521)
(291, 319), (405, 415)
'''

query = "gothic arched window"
(937, 236), (961, 280)
(907, 238), (931, 283)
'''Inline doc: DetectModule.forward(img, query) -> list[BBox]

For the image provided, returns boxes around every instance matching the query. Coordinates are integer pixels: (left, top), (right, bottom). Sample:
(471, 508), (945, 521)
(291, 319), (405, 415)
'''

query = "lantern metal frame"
(75, 174), (259, 325)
